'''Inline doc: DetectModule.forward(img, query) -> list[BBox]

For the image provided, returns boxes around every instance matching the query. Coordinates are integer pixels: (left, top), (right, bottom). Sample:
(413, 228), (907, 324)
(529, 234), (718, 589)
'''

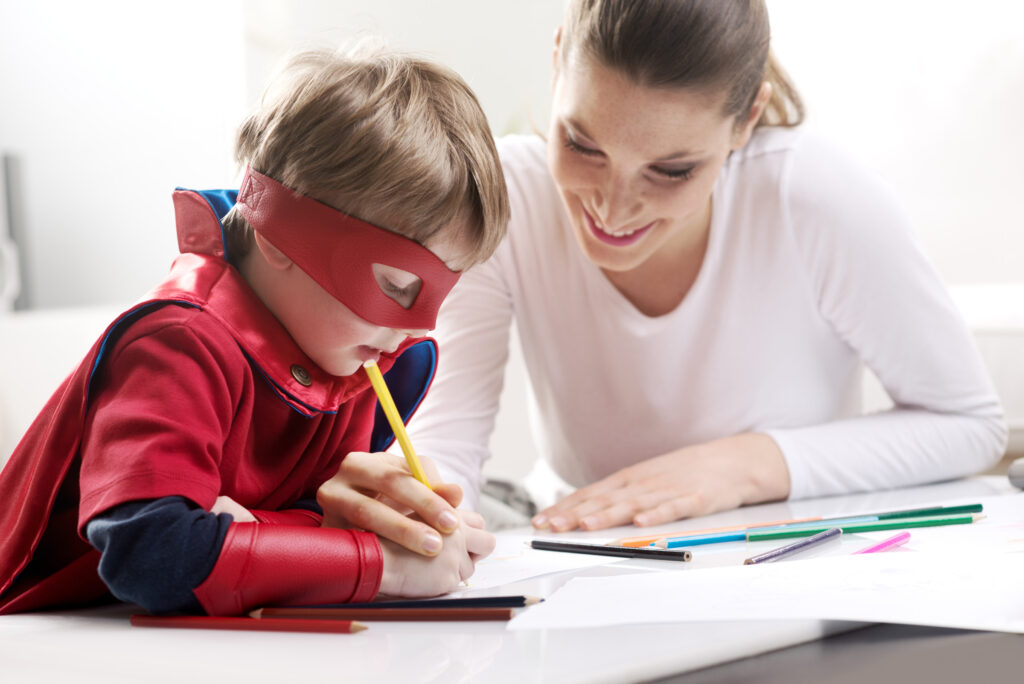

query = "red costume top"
(0, 187), (432, 615)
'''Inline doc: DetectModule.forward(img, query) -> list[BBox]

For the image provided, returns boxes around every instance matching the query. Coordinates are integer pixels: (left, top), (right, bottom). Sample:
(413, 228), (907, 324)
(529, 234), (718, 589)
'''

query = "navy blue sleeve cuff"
(84, 496), (232, 614)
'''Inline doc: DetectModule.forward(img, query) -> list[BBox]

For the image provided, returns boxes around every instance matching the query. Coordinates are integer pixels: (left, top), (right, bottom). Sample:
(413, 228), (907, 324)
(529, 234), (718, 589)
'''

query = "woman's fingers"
(325, 451), (461, 535)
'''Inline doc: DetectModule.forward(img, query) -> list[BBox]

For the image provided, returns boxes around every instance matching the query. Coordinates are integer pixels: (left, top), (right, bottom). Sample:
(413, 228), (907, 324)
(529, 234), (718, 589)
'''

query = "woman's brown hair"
(561, 0), (803, 128)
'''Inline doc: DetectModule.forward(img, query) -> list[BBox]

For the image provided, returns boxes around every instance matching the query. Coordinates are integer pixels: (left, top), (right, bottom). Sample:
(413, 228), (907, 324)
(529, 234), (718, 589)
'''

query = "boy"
(0, 48), (508, 616)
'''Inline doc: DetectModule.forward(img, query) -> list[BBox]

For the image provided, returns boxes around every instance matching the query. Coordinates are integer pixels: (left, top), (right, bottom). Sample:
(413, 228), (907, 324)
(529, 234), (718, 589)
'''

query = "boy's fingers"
(464, 525), (496, 558)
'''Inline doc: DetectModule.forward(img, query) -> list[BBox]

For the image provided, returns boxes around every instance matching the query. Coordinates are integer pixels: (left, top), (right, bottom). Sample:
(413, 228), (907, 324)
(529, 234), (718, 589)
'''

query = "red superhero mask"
(234, 167), (461, 330)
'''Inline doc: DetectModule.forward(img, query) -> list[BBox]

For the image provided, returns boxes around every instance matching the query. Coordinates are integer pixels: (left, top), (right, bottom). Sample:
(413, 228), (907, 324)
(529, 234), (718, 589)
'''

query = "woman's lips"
(584, 209), (654, 247)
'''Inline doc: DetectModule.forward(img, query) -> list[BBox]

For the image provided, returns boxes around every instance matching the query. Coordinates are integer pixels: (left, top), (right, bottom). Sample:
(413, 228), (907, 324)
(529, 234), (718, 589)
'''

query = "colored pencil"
(363, 359), (431, 487)
(852, 531), (912, 554)
(529, 539), (691, 561)
(250, 606), (515, 621)
(640, 503), (984, 548)
(130, 614), (366, 633)
(611, 518), (819, 548)
(657, 513), (983, 548)
(743, 527), (842, 565)
(649, 531), (748, 548)
(746, 513), (984, 542)
(285, 595), (542, 610)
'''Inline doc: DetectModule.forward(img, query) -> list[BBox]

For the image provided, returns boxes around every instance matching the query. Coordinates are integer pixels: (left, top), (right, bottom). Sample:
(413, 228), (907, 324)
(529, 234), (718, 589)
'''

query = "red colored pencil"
(250, 606), (515, 621)
(130, 614), (366, 633)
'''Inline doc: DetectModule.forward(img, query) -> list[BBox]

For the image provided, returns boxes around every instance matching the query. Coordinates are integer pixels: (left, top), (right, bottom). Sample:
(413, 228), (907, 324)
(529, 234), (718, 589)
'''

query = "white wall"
(0, 0), (246, 310)
(768, 0), (1024, 285)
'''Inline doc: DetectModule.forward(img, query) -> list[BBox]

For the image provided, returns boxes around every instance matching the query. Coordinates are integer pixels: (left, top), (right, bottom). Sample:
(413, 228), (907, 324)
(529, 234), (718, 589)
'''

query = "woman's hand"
(531, 433), (791, 532)
(317, 451), (468, 556)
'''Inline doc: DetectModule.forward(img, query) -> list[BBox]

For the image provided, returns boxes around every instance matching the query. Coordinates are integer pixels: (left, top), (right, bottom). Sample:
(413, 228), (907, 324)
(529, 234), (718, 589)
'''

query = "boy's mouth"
(356, 345), (384, 363)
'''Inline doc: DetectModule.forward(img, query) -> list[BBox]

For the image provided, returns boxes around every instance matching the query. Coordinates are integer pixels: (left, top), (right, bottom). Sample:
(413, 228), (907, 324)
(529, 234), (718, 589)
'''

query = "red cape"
(0, 190), (420, 613)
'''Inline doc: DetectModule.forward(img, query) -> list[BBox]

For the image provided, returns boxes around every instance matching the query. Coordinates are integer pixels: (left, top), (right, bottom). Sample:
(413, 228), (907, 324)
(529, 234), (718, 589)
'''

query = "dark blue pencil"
(743, 527), (842, 565)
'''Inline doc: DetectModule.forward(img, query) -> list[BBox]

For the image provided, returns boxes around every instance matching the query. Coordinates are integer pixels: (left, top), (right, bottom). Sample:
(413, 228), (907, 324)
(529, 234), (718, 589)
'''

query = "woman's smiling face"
(547, 49), (755, 274)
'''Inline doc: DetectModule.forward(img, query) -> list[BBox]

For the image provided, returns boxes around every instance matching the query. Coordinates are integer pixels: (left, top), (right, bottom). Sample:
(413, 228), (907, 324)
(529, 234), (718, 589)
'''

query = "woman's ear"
(253, 232), (293, 271)
(731, 81), (773, 150)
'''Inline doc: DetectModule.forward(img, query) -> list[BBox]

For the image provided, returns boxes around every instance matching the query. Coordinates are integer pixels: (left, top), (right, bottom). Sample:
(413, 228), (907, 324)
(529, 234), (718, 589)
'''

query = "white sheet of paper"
(458, 532), (624, 591)
(509, 550), (1024, 632)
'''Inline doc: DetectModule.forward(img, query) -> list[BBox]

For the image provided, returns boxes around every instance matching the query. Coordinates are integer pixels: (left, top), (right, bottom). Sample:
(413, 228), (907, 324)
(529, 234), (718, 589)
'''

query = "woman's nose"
(593, 173), (640, 229)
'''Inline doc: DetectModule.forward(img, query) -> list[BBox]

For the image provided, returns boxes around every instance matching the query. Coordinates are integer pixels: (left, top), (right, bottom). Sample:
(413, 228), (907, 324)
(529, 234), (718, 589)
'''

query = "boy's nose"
(388, 327), (430, 345)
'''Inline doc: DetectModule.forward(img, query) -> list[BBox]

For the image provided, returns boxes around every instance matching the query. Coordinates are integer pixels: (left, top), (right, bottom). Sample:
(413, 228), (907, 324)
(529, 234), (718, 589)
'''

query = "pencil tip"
(248, 609), (263, 619)
(653, 540), (667, 549)
(524, 596), (543, 605)
(351, 621), (368, 632)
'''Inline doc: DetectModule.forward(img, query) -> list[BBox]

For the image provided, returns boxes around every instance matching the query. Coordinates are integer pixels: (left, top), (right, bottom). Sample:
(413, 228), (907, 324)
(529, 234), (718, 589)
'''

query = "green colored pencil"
(869, 503), (982, 520)
(747, 513), (984, 542)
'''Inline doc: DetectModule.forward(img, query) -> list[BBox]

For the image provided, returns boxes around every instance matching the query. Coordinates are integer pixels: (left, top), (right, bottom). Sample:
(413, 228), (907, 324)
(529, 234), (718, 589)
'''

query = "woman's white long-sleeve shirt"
(408, 127), (1007, 509)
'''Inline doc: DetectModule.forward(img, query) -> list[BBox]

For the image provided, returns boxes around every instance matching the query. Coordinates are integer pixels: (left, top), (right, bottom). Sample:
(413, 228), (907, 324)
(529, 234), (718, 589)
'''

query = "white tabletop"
(0, 476), (1016, 684)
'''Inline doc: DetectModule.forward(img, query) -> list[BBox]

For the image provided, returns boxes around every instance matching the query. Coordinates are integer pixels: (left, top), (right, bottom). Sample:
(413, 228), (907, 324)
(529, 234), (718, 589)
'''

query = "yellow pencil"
(363, 360), (431, 488)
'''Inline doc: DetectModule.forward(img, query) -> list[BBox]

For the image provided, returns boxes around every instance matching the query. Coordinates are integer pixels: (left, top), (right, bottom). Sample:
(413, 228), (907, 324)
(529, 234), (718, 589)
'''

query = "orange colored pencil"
(611, 517), (821, 547)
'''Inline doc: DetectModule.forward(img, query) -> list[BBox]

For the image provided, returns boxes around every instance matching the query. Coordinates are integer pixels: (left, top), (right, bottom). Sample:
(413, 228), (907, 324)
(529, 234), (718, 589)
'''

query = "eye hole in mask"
(372, 263), (423, 310)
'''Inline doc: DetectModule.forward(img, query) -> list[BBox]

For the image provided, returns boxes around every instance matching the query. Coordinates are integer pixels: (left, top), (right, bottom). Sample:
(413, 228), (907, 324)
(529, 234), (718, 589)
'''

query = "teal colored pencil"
(867, 503), (982, 520)
(747, 513), (984, 542)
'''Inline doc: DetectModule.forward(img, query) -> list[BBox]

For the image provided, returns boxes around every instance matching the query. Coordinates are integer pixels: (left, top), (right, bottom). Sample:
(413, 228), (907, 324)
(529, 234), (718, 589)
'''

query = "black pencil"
(529, 539), (692, 561)
(283, 595), (542, 610)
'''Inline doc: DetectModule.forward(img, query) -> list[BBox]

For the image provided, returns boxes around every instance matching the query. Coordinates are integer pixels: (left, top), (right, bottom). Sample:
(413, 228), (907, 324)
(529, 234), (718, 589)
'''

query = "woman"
(321, 0), (1005, 544)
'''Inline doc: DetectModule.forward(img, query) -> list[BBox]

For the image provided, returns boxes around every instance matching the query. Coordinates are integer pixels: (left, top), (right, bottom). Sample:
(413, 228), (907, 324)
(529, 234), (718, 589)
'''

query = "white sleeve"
(403, 241), (515, 511)
(767, 136), (1008, 499)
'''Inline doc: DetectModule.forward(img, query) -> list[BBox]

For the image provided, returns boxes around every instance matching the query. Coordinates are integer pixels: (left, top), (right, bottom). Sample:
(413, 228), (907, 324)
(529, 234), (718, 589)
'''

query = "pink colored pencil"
(852, 531), (911, 554)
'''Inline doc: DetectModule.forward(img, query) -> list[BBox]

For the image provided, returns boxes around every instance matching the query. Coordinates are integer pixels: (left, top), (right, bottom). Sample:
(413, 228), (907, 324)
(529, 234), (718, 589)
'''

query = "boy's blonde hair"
(223, 47), (509, 266)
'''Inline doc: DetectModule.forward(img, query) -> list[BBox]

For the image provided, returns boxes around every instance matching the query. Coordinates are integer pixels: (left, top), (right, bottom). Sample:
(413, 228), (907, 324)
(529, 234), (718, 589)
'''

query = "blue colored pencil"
(646, 530), (747, 548)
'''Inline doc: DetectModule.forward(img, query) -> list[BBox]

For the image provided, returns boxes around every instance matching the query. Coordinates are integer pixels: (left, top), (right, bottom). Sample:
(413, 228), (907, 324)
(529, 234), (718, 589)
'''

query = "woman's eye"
(652, 166), (695, 181)
(564, 134), (601, 157)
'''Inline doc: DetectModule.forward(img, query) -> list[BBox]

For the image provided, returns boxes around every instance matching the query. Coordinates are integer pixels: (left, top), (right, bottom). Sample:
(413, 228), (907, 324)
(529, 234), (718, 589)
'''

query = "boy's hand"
(378, 524), (475, 597)
(210, 495), (257, 523)
(459, 509), (496, 561)
(317, 451), (466, 556)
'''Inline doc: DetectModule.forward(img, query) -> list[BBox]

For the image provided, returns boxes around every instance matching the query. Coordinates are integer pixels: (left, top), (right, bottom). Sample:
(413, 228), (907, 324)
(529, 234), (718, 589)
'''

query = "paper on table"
(458, 532), (626, 591)
(508, 550), (1024, 633)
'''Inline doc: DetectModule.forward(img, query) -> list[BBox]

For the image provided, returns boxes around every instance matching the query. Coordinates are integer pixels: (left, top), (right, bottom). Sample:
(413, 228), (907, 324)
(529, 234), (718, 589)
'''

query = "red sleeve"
(192, 523), (383, 615)
(77, 310), (245, 529)
(250, 508), (322, 526)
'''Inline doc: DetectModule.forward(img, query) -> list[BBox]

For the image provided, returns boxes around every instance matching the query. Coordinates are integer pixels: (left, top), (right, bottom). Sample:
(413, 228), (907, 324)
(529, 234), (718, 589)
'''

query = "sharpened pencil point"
(351, 621), (368, 632)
